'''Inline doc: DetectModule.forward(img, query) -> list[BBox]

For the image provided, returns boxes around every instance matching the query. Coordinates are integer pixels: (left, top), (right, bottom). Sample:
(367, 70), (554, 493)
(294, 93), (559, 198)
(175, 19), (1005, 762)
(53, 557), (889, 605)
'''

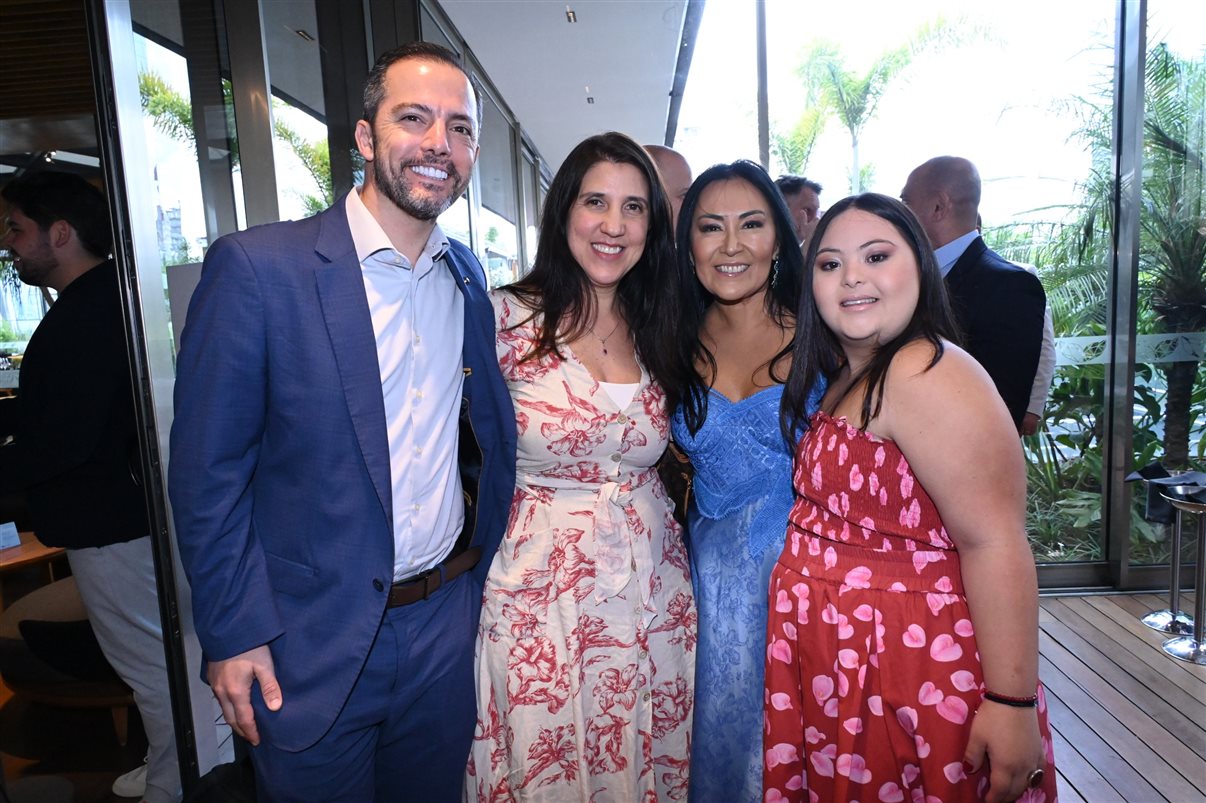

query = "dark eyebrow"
(697, 209), (767, 221)
(859, 238), (894, 249)
(387, 103), (474, 129)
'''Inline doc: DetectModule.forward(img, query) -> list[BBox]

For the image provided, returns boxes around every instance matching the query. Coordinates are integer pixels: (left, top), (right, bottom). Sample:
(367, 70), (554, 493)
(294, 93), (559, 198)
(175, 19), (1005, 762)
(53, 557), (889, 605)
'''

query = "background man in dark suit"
(902, 156), (1046, 431)
(170, 43), (516, 802)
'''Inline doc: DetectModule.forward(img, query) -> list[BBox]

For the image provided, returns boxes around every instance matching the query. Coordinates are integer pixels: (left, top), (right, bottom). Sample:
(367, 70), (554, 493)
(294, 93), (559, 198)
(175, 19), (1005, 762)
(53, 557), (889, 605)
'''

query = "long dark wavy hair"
(673, 160), (804, 435)
(781, 193), (959, 442)
(505, 132), (685, 406)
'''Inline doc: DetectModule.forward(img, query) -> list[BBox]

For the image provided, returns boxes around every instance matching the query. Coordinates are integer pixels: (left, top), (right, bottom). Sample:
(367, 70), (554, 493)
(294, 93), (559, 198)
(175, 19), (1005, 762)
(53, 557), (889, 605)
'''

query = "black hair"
(673, 159), (804, 435)
(1, 171), (112, 259)
(781, 192), (958, 442)
(775, 175), (823, 197)
(362, 41), (483, 130)
(505, 131), (685, 408)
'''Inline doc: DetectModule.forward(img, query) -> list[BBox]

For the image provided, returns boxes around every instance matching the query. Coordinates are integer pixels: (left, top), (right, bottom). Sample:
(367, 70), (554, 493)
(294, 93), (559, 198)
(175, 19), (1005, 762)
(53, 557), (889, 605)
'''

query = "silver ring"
(1027, 768), (1045, 788)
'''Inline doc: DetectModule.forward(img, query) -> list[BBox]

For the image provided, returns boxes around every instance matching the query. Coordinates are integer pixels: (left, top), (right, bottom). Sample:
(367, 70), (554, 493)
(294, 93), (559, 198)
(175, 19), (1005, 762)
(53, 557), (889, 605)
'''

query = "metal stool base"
(1163, 635), (1206, 664)
(1142, 609), (1196, 635)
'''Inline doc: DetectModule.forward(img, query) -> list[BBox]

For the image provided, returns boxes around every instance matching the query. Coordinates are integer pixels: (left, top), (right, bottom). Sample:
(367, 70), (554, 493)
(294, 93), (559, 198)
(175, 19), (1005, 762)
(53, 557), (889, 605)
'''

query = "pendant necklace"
(589, 319), (622, 356)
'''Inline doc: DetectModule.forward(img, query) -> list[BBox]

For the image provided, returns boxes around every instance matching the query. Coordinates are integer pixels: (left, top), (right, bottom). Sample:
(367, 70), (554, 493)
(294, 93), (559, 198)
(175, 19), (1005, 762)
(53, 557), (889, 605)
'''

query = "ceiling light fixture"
(294, 29), (316, 42)
(565, 6), (577, 23)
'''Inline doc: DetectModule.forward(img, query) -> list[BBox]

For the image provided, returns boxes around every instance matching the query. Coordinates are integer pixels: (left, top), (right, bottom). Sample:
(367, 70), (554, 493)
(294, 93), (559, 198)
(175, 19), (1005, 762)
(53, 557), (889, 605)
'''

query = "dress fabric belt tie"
(518, 466), (659, 619)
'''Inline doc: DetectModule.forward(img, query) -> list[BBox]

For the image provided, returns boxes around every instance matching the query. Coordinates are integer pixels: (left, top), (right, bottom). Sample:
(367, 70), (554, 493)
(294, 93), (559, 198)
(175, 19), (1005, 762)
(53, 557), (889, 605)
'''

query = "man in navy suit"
(169, 42), (516, 801)
(902, 156), (1046, 431)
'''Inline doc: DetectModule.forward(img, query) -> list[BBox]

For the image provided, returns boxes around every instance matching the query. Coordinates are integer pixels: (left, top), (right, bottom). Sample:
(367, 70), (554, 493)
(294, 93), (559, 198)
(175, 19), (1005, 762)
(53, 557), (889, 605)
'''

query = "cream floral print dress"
(467, 291), (696, 802)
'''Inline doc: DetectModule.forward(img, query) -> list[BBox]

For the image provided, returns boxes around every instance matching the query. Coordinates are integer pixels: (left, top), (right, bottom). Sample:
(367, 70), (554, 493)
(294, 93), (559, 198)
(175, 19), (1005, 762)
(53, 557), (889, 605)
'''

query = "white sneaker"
(112, 760), (148, 798)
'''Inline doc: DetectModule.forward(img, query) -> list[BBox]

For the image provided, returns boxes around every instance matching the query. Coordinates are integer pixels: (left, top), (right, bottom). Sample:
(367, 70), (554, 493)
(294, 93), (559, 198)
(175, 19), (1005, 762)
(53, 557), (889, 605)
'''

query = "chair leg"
(111, 703), (129, 746)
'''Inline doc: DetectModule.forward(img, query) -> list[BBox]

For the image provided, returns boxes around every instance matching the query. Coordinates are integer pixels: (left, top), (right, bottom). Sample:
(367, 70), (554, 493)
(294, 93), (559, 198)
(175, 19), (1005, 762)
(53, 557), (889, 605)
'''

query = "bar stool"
(1159, 493), (1206, 665)
(1141, 492), (1195, 635)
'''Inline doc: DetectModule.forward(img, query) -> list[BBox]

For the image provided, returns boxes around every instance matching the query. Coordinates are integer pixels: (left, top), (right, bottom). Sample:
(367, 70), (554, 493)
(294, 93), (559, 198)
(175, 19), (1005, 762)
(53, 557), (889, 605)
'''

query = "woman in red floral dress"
(466, 133), (696, 801)
(766, 194), (1057, 803)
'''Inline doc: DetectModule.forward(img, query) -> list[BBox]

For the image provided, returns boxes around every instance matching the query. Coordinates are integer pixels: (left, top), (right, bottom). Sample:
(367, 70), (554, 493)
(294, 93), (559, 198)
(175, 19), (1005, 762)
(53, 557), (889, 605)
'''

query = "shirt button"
(617, 413), (628, 424)
(414, 446), (423, 456)
(610, 453), (621, 462)
(414, 335), (421, 346)
(393, 257), (402, 266)
(639, 649), (648, 660)
(642, 691), (651, 702)
(413, 503), (421, 512)
(415, 390), (424, 399)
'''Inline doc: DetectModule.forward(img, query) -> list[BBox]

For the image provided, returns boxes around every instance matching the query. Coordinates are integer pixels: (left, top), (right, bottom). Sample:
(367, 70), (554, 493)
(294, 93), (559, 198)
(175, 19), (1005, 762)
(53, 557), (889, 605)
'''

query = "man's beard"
(12, 249), (55, 288)
(371, 154), (468, 222)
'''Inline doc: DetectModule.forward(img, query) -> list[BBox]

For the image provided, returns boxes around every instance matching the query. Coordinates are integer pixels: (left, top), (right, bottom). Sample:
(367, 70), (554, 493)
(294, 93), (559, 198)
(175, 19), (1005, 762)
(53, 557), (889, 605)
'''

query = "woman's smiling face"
(812, 208), (921, 354)
(689, 177), (778, 308)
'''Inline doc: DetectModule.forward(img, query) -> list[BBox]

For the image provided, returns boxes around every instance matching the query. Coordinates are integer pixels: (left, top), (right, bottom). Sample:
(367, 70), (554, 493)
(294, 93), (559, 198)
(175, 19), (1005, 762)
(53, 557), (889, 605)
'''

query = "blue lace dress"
(670, 383), (821, 802)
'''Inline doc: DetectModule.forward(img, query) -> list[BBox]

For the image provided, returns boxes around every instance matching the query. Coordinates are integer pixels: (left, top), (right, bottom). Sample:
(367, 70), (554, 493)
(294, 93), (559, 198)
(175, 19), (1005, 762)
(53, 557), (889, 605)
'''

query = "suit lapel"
(313, 204), (393, 526)
(945, 236), (987, 293)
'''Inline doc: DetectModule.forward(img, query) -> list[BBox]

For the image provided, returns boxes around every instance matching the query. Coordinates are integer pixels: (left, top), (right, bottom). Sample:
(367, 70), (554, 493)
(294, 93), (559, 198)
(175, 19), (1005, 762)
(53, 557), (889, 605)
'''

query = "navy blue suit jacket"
(944, 237), (1046, 428)
(169, 198), (516, 751)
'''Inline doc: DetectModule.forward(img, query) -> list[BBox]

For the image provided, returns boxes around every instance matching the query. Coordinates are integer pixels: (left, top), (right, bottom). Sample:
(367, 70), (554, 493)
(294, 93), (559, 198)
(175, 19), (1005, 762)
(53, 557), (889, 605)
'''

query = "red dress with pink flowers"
(467, 292), (696, 802)
(763, 412), (1057, 803)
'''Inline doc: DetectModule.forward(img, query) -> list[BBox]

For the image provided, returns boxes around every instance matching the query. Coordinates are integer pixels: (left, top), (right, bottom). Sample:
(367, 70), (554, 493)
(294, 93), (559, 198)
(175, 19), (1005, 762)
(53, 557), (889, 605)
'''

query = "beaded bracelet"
(983, 690), (1038, 708)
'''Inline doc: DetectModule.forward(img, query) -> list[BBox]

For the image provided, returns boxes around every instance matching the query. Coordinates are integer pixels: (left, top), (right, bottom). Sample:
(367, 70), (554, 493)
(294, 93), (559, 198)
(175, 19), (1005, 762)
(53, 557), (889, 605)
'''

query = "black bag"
(658, 440), (694, 528)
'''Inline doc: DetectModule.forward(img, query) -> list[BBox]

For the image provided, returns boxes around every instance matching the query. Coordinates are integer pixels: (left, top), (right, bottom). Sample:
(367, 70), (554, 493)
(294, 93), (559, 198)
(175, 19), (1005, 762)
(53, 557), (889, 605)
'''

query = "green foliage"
(139, 71), (195, 144)
(996, 40), (1205, 562)
(793, 16), (971, 193)
(138, 71), (334, 215)
(0, 318), (26, 343)
(770, 107), (825, 176)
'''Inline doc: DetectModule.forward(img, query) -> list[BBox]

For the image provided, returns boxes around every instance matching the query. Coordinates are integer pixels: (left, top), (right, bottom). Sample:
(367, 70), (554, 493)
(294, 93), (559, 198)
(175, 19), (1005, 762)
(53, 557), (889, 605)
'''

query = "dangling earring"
(771, 256), (781, 288)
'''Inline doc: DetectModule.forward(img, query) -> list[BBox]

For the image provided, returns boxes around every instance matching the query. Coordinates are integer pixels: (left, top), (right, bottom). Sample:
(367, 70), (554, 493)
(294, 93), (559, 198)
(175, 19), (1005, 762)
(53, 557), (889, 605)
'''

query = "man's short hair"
(1, 171), (112, 259)
(775, 175), (823, 197)
(362, 41), (483, 131)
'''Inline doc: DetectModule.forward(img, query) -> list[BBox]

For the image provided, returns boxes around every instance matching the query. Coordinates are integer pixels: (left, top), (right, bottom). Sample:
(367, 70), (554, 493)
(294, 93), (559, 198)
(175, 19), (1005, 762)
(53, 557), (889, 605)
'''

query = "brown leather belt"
(387, 546), (481, 608)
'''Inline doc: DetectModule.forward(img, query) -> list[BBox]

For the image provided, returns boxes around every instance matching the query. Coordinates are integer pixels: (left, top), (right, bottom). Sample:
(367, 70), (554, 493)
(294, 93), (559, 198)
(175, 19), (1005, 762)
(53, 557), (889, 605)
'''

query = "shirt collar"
(344, 187), (449, 269)
(935, 229), (980, 277)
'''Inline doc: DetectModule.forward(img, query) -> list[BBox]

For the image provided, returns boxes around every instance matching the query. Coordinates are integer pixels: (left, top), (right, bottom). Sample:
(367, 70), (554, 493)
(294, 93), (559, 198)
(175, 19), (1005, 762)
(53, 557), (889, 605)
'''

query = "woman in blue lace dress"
(668, 161), (823, 801)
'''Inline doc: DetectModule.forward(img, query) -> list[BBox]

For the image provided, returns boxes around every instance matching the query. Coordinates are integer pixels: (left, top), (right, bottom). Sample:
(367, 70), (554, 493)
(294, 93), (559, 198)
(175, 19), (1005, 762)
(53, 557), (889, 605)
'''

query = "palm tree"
(770, 107), (824, 176)
(797, 18), (966, 193)
(1138, 44), (1206, 468)
(1041, 43), (1204, 468)
(139, 71), (334, 214)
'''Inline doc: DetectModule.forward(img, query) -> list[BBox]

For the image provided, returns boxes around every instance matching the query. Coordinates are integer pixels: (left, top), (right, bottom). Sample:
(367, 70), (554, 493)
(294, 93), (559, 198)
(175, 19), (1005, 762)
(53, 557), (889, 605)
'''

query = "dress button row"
(610, 453), (621, 463)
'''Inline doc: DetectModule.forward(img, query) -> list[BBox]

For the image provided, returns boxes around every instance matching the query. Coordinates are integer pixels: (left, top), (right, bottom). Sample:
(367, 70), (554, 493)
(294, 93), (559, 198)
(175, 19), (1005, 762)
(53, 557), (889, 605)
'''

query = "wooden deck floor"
(1040, 592), (1206, 802)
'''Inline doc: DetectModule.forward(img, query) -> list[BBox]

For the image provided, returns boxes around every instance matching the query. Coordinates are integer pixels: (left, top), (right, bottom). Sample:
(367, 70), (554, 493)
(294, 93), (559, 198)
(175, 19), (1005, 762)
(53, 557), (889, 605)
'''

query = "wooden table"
(0, 531), (65, 576)
(0, 531), (66, 609)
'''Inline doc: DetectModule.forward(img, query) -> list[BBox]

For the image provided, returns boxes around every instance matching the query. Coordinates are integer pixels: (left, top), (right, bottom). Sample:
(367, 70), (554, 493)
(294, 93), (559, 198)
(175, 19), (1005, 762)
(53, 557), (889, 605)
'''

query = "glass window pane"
(521, 152), (538, 273)
(477, 92), (519, 288)
(421, 5), (459, 55)
(730, 1), (1119, 563)
(1130, 2), (1206, 567)
(263, 0), (334, 219)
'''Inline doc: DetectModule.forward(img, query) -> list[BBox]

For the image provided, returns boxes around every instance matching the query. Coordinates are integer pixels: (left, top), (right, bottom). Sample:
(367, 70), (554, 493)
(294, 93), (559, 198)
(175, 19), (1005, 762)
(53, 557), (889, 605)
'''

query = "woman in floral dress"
(767, 194), (1057, 802)
(467, 132), (696, 802)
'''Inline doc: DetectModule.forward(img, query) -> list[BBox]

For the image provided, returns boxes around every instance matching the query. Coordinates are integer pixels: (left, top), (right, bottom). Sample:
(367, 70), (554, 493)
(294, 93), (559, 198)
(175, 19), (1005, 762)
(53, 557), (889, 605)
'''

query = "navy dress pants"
(249, 573), (477, 802)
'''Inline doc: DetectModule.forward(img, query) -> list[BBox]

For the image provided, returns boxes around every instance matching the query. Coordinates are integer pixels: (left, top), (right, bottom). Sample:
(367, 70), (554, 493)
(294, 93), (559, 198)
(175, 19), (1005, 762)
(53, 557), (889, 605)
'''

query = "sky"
(676, 0), (1205, 229)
